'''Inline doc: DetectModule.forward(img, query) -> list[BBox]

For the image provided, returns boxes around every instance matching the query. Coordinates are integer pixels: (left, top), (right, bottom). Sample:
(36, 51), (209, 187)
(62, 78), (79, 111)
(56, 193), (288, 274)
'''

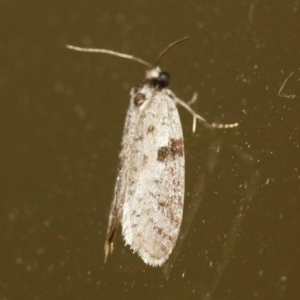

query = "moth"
(66, 37), (238, 267)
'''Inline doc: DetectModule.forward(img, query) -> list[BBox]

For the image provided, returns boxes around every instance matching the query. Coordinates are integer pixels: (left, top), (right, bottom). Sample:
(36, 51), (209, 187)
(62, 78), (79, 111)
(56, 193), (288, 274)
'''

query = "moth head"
(146, 66), (170, 89)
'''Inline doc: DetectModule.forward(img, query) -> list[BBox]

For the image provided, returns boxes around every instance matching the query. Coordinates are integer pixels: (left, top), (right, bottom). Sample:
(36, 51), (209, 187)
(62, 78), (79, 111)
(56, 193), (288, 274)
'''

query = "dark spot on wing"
(147, 125), (155, 134)
(143, 154), (148, 166)
(134, 92), (146, 106)
(156, 227), (163, 235)
(134, 134), (144, 142)
(157, 138), (184, 162)
(170, 138), (184, 156)
(157, 146), (170, 162)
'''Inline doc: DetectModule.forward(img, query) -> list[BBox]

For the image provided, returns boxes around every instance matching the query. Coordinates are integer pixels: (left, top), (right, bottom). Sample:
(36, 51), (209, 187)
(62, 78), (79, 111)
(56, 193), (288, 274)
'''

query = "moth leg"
(186, 92), (198, 106)
(104, 205), (121, 263)
(104, 229), (116, 263)
(175, 96), (239, 131)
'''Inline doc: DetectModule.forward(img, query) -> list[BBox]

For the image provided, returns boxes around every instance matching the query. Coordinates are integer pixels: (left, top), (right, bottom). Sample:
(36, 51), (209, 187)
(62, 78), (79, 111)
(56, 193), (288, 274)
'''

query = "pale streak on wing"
(122, 88), (185, 267)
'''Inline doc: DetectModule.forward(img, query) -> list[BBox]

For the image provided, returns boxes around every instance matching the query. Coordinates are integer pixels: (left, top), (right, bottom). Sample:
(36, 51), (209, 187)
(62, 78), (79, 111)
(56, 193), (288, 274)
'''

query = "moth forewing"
(121, 87), (185, 266)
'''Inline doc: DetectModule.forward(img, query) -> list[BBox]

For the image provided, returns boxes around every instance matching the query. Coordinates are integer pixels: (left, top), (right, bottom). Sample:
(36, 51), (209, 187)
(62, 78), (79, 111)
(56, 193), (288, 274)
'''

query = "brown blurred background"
(1, 1), (299, 299)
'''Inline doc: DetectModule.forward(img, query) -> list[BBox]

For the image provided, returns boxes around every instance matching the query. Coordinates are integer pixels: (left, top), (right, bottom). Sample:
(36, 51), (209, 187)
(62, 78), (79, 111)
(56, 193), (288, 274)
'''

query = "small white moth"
(66, 37), (238, 267)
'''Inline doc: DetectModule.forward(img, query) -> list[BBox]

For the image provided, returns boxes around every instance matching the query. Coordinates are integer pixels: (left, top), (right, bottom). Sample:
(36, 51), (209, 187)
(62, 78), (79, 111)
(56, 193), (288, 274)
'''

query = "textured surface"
(105, 68), (185, 266)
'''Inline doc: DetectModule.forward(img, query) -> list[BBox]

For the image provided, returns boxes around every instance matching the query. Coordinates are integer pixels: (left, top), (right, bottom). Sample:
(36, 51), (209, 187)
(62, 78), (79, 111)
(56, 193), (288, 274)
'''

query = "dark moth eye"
(158, 72), (170, 88)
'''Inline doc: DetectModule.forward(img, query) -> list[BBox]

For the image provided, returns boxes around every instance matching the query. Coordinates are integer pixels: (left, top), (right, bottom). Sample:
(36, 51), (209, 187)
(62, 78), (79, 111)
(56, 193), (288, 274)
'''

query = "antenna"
(66, 37), (188, 68)
(155, 36), (188, 66)
(65, 44), (152, 68)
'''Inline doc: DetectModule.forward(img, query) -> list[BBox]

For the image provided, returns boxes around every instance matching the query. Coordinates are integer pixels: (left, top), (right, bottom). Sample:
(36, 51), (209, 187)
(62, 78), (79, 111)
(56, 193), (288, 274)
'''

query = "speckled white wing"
(122, 88), (185, 267)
